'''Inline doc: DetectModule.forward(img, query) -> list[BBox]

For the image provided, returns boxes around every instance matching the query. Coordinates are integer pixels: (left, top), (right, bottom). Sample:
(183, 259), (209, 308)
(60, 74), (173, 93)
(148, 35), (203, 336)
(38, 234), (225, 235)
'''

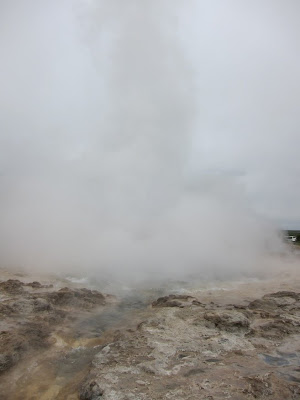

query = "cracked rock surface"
(81, 289), (300, 400)
(0, 278), (109, 375)
(1, 265), (300, 399)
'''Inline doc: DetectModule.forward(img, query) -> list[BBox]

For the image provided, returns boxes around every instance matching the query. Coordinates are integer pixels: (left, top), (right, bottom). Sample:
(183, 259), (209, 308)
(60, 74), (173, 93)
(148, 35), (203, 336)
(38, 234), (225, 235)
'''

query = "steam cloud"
(0, 1), (295, 280)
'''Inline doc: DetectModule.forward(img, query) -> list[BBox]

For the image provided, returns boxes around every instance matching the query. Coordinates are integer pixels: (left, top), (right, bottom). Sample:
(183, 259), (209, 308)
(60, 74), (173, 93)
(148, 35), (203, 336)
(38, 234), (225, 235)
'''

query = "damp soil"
(0, 263), (300, 400)
(0, 286), (151, 400)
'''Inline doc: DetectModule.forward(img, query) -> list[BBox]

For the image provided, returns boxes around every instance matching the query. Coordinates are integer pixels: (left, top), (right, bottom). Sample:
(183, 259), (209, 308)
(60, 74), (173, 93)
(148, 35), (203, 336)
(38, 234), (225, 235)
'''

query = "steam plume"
(0, 1), (291, 279)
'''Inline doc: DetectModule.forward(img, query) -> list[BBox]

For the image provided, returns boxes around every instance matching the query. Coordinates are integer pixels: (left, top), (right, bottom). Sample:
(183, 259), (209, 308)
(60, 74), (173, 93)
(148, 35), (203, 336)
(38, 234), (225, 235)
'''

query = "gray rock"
(152, 294), (201, 308)
(80, 380), (104, 400)
(204, 310), (250, 332)
(0, 279), (24, 293)
(33, 297), (52, 311)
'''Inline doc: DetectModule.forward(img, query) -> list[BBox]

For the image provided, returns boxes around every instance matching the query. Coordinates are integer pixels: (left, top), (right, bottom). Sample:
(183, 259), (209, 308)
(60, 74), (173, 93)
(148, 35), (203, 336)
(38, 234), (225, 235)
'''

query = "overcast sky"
(0, 1), (299, 275)
(186, 1), (300, 227)
(1, 0), (299, 225)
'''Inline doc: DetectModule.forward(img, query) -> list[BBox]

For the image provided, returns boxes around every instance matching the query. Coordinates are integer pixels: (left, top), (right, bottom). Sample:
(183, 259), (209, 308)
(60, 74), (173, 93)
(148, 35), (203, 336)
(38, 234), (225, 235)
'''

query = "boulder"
(80, 380), (104, 400)
(204, 310), (250, 332)
(152, 294), (201, 308)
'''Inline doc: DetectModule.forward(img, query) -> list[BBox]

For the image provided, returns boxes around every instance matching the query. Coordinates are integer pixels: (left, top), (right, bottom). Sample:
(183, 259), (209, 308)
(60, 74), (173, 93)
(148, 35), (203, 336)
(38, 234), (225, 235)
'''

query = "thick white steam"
(0, 1), (293, 279)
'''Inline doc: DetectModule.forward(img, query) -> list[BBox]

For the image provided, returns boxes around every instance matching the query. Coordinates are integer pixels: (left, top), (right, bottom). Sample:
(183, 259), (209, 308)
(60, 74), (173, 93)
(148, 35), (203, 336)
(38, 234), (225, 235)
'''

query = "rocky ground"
(81, 290), (300, 400)
(0, 278), (110, 375)
(0, 271), (117, 399)
(0, 263), (300, 399)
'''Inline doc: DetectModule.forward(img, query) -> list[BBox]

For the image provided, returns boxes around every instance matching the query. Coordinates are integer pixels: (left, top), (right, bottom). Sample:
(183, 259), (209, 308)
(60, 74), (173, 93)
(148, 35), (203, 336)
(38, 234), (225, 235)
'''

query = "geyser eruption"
(0, 1), (286, 279)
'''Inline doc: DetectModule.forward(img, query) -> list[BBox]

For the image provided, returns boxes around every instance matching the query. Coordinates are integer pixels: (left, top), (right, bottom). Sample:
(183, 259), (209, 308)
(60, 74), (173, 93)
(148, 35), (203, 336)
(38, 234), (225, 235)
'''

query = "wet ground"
(0, 258), (299, 399)
(0, 284), (152, 400)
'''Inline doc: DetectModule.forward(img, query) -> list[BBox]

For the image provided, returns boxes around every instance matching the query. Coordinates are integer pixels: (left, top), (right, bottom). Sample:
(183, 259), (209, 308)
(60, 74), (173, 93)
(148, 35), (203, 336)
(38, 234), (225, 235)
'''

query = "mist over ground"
(0, 1), (298, 280)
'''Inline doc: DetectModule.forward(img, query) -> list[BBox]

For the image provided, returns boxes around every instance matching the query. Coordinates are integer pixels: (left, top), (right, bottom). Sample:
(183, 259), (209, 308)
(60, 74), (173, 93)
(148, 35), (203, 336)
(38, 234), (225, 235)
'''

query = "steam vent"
(1, 1), (300, 399)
